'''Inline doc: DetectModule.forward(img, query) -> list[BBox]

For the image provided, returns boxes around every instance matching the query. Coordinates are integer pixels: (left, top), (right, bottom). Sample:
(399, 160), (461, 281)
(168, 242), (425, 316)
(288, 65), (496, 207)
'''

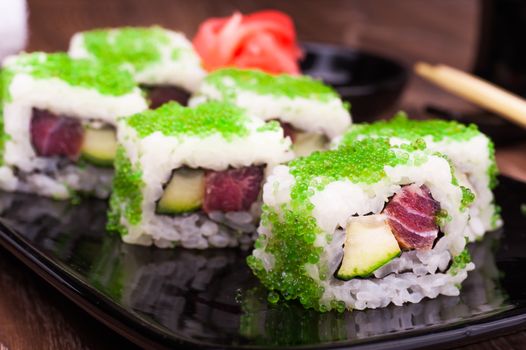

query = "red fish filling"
(144, 85), (191, 108)
(30, 108), (84, 160)
(157, 166), (264, 215)
(278, 121), (297, 142)
(203, 166), (264, 213)
(383, 184), (441, 250)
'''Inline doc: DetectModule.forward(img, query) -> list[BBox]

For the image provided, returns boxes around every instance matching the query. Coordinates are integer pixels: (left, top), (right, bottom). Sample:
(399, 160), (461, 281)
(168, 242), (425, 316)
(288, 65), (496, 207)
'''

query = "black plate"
(300, 42), (408, 121)
(0, 176), (525, 349)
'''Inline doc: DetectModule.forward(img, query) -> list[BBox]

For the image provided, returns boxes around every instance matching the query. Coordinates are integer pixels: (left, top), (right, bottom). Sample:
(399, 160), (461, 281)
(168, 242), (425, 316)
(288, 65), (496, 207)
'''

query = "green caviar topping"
(249, 139), (418, 312)
(267, 291), (280, 304)
(3, 53), (136, 98)
(435, 208), (452, 227)
(487, 138), (498, 190)
(126, 101), (252, 139)
(341, 112), (481, 145)
(0, 68), (12, 101)
(82, 27), (180, 72)
(256, 120), (281, 133)
(460, 186), (475, 212)
(171, 48), (182, 61)
(247, 207), (325, 310)
(205, 68), (339, 101)
(290, 138), (412, 194)
(107, 147), (144, 234)
(491, 203), (502, 229)
(0, 105), (4, 164)
(449, 248), (471, 275)
(0, 73), (8, 164)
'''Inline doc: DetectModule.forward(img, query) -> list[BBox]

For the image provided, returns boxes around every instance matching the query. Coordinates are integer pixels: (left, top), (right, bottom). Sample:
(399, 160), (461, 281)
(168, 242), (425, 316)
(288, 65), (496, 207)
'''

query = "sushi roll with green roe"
(69, 26), (206, 107)
(0, 52), (147, 199)
(337, 112), (500, 241)
(108, 101), (293, 249)
(190, 68), (351, 157)
(249, 138), (475, 311)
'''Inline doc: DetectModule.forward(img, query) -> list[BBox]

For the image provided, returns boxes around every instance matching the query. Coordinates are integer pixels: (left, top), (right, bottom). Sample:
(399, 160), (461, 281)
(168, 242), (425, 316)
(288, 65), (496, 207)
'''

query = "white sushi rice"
(428, 135), (499, 237)
(116, 114), (293, 248)
(69, 28), (206, 92)
(0, 63), (148, 199)
(254, 152), (474, 310)
(190, 82), (351, 139)
(133, 205), (260, 250)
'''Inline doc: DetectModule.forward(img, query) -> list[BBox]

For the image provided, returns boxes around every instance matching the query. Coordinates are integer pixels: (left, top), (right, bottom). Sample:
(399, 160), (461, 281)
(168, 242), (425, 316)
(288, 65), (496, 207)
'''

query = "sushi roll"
(190, 68), (351, 156)
(69, 26), (206, 107)
(248, 138), (475, 311)
(337, 112), (500, 241)
(0, 52), (147, 199)
(108, 101), (293, 249)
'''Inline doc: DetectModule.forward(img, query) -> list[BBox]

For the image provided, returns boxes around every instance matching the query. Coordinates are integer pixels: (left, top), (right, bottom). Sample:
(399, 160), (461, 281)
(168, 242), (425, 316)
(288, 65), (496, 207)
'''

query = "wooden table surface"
(1, 0), (526, 349)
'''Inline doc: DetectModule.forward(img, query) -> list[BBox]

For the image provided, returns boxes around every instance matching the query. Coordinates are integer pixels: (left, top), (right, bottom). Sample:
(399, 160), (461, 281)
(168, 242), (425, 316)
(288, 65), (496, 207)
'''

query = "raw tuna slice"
(147, 86), (191, 108)
(203, 166), (264, 213)
(30, 109), (84, 159)
(384, 184), (440, 250)
(278, 121), (296, 142)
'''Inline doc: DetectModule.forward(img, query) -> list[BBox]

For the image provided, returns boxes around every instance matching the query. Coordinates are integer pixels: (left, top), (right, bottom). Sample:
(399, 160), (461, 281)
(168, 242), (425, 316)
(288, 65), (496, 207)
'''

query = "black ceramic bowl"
(300, 42), (408, 122)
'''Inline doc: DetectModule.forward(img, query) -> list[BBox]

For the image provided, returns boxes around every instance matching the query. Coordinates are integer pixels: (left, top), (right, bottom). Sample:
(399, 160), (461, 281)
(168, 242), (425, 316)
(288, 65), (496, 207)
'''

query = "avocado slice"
(292, 132), (328, 157)
(336, 215), (401, 280)
(156, 168), (205, 214)
(81, 127), (117, 167)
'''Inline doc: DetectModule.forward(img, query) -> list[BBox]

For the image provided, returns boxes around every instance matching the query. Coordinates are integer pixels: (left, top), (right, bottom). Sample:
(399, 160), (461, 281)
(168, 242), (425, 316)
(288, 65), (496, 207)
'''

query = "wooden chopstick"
(414, 62), (526, 128)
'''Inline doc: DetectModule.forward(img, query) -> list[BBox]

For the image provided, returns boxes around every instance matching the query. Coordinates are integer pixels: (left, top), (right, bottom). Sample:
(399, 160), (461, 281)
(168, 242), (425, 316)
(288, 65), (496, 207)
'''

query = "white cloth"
(0, 0), (27, 61)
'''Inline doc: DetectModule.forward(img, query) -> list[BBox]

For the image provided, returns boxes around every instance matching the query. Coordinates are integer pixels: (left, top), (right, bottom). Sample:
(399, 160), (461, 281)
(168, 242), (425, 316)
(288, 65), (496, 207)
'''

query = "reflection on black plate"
(0, 176), (525, 349)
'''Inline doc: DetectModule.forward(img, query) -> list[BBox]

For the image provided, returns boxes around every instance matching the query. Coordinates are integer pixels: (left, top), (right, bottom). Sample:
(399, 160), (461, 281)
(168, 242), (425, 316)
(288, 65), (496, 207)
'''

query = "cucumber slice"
(157, 168), (205, 214)
(81, 127), (117, 167)
(292, 132), (328, 157)
(336, 215), (401, 280)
